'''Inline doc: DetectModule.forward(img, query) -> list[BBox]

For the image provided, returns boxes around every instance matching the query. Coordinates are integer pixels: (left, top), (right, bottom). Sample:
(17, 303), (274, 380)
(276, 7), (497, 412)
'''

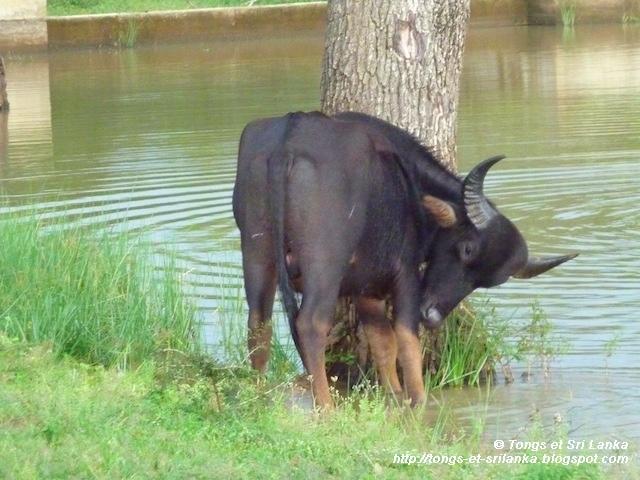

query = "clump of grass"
(514, 301), (569, 378)
(603, 333), (622, 369)
(0, 212), (198, 369)
(623, 13), (640, 24)
(0, 334), (615, 479)
(559, 1), (576, 27)
(117, 18), (140, 48)
(423, 301), (498, 389)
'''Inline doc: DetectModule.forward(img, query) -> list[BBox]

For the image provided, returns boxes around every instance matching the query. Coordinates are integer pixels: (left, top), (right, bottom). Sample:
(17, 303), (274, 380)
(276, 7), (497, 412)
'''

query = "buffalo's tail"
(267, 139), (303, 363)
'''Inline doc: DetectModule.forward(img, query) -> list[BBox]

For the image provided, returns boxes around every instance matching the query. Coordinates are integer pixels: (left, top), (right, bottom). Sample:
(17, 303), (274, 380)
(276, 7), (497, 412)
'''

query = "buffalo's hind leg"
(296, 288), (339, 409)
(357, 297), (402, 397)
(242, 251), (276, 373)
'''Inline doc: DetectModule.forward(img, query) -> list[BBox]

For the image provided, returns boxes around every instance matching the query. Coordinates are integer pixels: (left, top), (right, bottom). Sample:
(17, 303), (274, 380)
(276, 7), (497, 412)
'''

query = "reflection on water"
(1, 26), (638, 441)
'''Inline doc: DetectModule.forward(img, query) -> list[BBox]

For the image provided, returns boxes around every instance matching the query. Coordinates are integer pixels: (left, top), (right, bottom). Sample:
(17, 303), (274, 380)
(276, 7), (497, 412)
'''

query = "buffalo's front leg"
(394, 323), (425, 405)
(357, 297), (402, 396)
(392, 275), (426, 406)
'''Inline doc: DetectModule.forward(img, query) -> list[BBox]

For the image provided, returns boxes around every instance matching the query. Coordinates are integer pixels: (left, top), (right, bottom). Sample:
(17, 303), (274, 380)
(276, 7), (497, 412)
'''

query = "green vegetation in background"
(622, 13), (640, 24)
(48, 0), (320, 16)
(559, 1), (577, 27)
(117, 17), (140, 48)
(0, 212), (198, 369)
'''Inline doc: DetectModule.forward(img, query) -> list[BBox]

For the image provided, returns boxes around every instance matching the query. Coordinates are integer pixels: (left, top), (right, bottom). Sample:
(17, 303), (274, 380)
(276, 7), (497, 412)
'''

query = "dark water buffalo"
(232, 111), (576, 407)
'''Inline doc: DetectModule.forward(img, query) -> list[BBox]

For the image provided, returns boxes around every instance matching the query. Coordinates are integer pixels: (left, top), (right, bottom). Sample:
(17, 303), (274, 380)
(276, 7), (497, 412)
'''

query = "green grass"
(48, 0), (321, 16)
(424, 305), (497, 389)
(0, 212), (198, 369)
(2, 334), (629, 479)
(623, 13), (640, 24)
(117, 17), (140, 48)
(559, 2), (577, 27)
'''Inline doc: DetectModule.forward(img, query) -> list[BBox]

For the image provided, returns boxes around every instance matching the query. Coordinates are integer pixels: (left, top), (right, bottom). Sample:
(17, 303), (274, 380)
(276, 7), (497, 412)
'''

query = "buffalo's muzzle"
(421, 304), (443, 329)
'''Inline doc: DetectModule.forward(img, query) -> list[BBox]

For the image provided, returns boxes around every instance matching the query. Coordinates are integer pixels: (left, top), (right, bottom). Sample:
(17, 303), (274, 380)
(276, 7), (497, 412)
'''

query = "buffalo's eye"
(458, 240), (478, 264)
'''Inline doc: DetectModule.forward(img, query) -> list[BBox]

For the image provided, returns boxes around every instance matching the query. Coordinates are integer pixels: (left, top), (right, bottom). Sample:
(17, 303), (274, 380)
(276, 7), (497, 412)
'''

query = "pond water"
(2, 25), (639, 442)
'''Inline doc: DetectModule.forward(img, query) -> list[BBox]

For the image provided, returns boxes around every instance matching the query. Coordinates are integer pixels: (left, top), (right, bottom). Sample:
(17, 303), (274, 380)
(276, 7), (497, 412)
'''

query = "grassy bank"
(2, 335), (628, 479)
(48, 0), (320, 16)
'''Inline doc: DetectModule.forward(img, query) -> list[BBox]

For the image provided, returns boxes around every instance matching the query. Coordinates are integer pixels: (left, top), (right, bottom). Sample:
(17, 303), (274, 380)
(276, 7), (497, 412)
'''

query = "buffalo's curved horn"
(513, 253), (579, 279)
(463, 155), (505, 229)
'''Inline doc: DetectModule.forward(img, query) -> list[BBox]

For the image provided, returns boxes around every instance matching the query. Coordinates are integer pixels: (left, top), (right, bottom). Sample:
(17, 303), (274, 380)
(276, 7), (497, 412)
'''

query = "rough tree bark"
(321, 0), (470, 171)
(0, 56), (8, 112)
(319, 0), (471, 380)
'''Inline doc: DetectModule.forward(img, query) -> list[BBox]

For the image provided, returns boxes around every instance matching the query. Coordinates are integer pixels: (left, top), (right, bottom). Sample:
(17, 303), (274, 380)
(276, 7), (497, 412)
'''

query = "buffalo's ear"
(422, 195), (458, 228)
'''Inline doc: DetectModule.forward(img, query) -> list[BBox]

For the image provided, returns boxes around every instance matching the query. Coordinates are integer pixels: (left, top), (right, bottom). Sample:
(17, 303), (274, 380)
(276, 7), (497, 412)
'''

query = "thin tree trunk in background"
(321, 0), (470, 171)
(0, 56), (9, 112)
(319, 0), (471, 379)
(0, 56), (8, 162)
(0, 104), (7, 163)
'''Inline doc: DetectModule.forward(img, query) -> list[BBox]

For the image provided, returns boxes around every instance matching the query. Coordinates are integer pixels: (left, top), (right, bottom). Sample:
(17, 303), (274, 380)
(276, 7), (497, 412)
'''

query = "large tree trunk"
(321, 0), (470, 171)
(319, 0), (471, 382)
